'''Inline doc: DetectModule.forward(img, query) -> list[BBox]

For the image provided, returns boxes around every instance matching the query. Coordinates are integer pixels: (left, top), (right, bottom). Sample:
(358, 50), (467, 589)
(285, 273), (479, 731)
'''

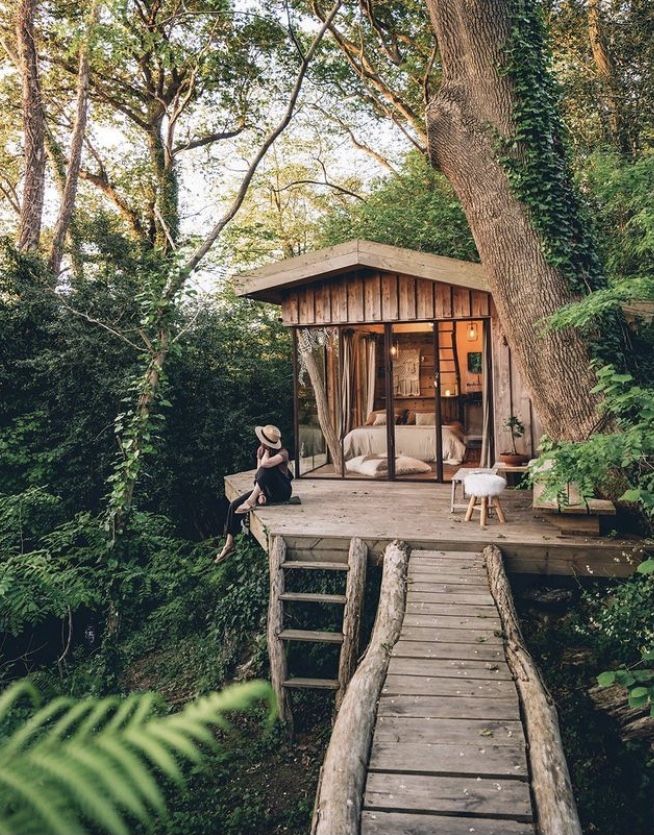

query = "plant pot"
(499, 452), (529, 467)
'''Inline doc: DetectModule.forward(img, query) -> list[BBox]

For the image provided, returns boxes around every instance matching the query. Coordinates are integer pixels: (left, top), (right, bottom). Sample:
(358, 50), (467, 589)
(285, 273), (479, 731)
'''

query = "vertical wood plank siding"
(490, 300), (543, 457)
(281, 271), (488, 326)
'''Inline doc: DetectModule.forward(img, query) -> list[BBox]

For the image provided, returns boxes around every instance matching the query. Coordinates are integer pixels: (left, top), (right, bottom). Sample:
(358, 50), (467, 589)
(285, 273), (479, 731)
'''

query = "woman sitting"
(215, 424), (293, 564)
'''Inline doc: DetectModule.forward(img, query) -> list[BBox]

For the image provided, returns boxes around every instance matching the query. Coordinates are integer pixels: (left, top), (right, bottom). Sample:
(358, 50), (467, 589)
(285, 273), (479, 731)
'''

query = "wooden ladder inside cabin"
(438, 320), (463, 424)
(268, 536), (368, 728)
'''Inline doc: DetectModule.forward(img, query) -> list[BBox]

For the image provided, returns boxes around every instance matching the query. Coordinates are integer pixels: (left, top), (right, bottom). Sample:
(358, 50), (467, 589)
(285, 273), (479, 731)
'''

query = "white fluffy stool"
(464, 473), (507, 527)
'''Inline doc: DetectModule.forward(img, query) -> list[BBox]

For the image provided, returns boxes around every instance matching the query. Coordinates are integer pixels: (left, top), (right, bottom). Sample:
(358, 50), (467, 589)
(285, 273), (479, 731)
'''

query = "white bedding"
(343, 425), (466, 466)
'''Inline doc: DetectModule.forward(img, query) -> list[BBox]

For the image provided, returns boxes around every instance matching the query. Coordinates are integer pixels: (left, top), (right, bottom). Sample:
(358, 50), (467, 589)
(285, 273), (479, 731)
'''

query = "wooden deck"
(225, 472), (643, 576)
(361, 548), (535, 834)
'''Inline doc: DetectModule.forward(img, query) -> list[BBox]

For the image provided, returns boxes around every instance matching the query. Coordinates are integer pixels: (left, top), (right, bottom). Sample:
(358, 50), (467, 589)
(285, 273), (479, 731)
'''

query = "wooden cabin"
(235, 240), (543, 483)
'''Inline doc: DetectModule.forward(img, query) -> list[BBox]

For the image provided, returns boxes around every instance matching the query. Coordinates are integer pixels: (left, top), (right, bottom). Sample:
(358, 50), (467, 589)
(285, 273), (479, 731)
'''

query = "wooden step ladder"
(268, 536), (368, 728)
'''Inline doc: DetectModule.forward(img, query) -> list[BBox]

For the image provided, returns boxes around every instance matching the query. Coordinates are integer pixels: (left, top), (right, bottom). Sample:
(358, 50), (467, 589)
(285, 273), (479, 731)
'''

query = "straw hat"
(255, 424), (282, 450)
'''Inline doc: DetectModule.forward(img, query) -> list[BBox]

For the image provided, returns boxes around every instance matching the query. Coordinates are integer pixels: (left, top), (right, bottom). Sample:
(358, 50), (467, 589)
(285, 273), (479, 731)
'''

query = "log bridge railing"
(307, 542), (582, 835)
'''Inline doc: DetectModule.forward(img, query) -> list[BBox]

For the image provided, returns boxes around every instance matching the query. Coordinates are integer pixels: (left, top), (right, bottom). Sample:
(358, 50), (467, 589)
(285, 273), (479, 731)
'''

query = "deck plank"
(387, 657), (513, 680)
(399, 626), (503, 644)
(363, 772), (533, 820)
(377, 694), (518, 719)
(373, 716), (525, 745)
(361, 811), (535, 834)
(381, 674), (515, 698)
(368, 740), (528, 778)
(402, 613), (502, 629)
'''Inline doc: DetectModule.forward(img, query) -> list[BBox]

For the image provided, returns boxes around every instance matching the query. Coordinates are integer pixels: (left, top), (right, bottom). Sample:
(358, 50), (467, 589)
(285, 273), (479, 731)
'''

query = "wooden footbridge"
(306, 541), (580, 835)
(361, 546), (534, 834)
(224, 473), (644, 833)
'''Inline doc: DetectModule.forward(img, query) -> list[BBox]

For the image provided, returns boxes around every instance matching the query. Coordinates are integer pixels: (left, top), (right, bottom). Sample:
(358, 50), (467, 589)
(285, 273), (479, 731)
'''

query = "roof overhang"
(232, 239), (489, 303)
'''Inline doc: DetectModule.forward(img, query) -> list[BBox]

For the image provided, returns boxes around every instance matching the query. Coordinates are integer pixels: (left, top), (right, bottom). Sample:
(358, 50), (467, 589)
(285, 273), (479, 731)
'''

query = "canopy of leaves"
(318, 152), (478, 259)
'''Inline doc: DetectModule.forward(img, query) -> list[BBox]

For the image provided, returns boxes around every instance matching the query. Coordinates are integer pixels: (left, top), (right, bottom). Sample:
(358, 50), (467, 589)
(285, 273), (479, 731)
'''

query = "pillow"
(394, 455), (432, 475)
(345, 455), (389, 477)
(373, 413), (386, 426)
(415, 412), (435, 426)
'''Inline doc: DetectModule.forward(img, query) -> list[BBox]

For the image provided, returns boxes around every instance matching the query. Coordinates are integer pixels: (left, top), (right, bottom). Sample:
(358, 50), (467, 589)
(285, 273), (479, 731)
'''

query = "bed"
(343, 424), (466, 466)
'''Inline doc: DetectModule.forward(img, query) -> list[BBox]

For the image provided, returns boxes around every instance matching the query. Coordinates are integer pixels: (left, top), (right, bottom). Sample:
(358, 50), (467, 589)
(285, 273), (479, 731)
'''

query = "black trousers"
(224, 466), (292, 537)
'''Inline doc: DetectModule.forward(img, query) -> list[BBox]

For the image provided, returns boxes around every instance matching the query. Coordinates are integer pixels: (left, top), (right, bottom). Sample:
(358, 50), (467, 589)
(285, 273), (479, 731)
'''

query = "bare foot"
(235, 500), (255, 514)
(257, 494), (267, 505)
(214, 543), (235, 564)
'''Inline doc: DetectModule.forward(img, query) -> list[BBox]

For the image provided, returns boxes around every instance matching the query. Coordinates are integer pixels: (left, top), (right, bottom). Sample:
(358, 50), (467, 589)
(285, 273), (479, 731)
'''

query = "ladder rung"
(279, 629), (344, 644)
(280, 592), (347, 604)
(282, 561), (349, 571)
(283, 677), (339, 690)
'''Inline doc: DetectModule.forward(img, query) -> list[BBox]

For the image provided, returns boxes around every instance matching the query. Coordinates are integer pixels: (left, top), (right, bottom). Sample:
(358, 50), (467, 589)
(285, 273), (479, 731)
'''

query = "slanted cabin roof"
(233, 239), (489, 304)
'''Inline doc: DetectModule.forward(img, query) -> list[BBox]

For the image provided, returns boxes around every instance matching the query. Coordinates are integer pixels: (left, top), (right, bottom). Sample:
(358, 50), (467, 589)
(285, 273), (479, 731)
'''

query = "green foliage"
(318, 152), (478, 260)
(0, 678), (273, 835)
(0, 490), (103, 636)
(504, 415), (525, 455)
(500, 1), (604, 293)
(0, 246), (292, 538)
(518, 590), (654, 833)
(533, 365), (654, 517)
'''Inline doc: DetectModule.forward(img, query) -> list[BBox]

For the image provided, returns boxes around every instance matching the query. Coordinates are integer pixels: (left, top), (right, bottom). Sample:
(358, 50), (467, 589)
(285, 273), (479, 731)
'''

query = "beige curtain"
(366, 336), (377, 418)
(297, 328), (343, 472)
(341, 330), (354, 435)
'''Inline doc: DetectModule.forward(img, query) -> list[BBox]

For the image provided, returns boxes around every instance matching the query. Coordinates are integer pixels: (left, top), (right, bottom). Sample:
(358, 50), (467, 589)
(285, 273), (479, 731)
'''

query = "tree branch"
(79, 167), (146, 240)
(53, 293), (145, 352)
(173, 123), (246, 154)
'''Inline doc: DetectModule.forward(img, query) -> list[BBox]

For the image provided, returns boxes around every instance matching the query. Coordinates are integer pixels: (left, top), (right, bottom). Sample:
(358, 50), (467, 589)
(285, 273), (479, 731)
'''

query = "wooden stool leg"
(494, 496), (506, 523)
(480, 496), (488, 527)
(465, 495), (476, 522)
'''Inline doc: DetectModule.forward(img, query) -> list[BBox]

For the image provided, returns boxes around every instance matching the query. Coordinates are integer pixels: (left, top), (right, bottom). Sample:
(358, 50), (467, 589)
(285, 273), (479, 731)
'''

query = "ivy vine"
(498, 0), (605, 296)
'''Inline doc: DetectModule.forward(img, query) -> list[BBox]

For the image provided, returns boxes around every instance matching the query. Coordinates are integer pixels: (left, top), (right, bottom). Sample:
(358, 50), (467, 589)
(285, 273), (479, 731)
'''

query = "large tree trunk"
(16, 0), (46, 251)
(424, 0), (601, 442)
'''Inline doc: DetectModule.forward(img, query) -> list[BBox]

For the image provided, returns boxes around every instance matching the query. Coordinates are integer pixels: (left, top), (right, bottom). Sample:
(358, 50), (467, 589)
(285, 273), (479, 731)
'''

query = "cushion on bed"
(415, 412), (435, 426)
(367, 410), (404, 426)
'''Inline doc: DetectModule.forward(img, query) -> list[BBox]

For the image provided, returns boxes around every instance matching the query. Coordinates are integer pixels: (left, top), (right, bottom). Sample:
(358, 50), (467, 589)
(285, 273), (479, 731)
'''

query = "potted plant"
(500, 415), (529, 466)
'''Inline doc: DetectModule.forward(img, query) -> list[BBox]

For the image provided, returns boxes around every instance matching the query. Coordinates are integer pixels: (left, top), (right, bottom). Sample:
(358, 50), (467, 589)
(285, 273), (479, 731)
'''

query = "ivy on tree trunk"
(424, 0), (605, 442)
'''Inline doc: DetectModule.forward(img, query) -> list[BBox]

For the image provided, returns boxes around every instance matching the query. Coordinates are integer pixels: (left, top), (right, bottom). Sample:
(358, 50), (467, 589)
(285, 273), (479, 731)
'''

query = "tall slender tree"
(15, 0), (46, 250)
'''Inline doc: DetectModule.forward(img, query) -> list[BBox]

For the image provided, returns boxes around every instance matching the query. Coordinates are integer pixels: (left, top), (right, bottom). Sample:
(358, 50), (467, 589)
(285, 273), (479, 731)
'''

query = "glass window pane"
(392, 323), (438, 480)
(296, 327), (341, 476)
(341, 325), (387, 479)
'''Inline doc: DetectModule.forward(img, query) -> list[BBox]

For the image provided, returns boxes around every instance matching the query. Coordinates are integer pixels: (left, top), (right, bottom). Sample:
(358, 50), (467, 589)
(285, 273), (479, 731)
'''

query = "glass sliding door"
(389, 322), (439, 480)
(437, 318), (490, 481)
(340, 325), (388, 479)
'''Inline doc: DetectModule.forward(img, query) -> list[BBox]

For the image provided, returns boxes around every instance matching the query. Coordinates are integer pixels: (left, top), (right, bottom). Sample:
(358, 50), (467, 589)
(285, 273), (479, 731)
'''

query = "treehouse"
(235, 239), (543, 482)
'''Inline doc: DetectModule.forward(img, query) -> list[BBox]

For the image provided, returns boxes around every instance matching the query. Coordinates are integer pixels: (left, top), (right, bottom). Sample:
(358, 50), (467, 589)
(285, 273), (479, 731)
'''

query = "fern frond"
(0, 679), (274, 835)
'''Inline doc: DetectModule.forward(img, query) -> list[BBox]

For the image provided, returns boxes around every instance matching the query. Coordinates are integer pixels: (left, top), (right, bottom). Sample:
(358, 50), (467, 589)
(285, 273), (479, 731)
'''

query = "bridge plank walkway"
(361, 549), (536, 834)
